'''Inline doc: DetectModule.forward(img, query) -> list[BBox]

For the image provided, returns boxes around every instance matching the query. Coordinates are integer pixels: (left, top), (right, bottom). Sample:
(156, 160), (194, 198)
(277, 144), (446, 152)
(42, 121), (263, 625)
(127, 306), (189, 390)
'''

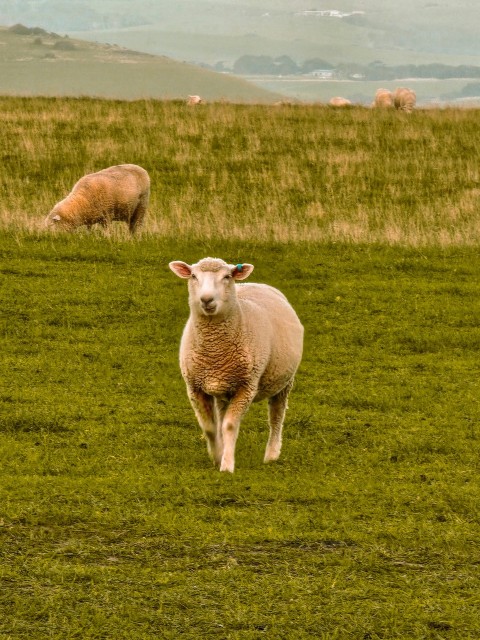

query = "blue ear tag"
(236, 264), (243, 272)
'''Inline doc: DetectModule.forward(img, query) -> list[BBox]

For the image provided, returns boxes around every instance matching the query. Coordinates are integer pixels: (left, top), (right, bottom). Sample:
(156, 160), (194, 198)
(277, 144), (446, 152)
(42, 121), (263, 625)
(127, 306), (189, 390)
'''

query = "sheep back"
(237, 283), (303, 398)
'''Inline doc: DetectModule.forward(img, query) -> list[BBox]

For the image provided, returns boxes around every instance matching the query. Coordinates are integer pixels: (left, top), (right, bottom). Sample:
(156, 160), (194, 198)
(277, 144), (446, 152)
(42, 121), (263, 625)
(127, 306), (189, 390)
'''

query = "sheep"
(169, 257), (304, 473)
(329, 96), (352, 107)
(372, 88), (394, 108)
(45, 164), (150, 233)
(393, 87), (416, 113)
(187, 95), (203, 105)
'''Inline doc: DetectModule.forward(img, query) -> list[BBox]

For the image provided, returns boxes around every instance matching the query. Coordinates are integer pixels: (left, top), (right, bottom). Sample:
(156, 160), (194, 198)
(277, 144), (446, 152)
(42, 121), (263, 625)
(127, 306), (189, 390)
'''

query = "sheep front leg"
(220, 388), (256, 473)
(187, 388), (222, 466)
(129, 198), (148, 234)
(264, 382), (293, 463)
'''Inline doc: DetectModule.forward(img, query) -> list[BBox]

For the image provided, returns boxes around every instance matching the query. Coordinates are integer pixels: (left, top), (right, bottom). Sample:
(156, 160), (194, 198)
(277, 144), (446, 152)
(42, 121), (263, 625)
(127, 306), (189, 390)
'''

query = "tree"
(274, 56), (299, 75)
(301, 58), (334, 74)
(233, 55), (276, 75)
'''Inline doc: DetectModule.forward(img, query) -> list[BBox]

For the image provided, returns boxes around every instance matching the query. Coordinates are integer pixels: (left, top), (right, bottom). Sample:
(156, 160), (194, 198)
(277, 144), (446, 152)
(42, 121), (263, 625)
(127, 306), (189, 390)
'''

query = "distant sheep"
(393, 87), (416, 113)
(187, 95), (203, 105)
(45, 164), (150, 233)
(372, 88), (394, 108)
(329, 96), (352, 107)
(169, 257), (304, 473)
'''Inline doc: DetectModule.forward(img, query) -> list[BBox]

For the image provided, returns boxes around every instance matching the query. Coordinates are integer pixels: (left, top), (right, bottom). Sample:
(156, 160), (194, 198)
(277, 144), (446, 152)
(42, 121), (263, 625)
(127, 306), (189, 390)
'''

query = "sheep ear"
(169, 261), (192, 279)
(232, 263), (254, 280)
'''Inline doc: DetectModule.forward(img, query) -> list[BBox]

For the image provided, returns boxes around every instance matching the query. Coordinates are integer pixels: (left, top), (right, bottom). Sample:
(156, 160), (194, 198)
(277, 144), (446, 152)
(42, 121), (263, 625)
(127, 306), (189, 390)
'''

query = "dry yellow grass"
(0, 97), (479, 246)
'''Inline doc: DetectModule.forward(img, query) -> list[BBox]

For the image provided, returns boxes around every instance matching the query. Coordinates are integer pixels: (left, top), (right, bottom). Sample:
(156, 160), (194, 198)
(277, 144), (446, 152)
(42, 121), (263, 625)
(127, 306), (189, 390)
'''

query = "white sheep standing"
(329, 96), (352, 107)
(169, 257), (304, 473)
(393, 87), (416, 113)
(372, 88), (394, 108)
(187, 95), (203, 105)
(45, 164), (150, 233)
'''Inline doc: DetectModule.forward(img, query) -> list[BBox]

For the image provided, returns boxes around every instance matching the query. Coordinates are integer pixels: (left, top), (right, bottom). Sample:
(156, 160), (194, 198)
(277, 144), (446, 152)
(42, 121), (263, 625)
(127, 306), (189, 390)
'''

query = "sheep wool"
(169, 257), (304, 473)
(372, 88), (394, 108)
(187, 95), (203, 105)
(393, 87), (416, 113)
(45, 164), (150, 233)
(329, 97), (352, 107)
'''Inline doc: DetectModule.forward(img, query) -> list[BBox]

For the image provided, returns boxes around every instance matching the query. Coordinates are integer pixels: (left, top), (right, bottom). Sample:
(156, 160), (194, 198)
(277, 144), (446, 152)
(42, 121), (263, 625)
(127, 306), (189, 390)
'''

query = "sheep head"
(169, 257), (254, 318)
(44, 208), (77, 230)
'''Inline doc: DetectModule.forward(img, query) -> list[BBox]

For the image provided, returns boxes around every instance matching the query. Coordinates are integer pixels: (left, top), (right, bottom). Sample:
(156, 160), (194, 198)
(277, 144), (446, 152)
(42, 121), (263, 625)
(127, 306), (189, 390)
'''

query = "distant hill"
(2, 0), (478, 68)
(0, 25), (283, 103)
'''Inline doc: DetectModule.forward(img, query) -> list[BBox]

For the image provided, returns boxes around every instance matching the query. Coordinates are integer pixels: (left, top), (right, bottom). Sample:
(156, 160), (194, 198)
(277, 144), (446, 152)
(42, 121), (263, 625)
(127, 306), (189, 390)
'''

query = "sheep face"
(169, 258), (254, 318)
(44, 209), (77, 230)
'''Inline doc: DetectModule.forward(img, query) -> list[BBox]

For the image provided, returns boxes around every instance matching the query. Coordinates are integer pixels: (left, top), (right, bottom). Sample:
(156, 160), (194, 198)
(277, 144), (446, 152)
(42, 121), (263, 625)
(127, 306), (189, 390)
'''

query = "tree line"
(215, 55), (480, 80)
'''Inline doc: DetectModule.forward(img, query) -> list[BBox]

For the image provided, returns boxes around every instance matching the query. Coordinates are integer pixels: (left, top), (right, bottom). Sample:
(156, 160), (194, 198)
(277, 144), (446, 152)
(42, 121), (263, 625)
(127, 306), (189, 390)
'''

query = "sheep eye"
(223, 275), (232, 282)
(191, 274), (197, 281)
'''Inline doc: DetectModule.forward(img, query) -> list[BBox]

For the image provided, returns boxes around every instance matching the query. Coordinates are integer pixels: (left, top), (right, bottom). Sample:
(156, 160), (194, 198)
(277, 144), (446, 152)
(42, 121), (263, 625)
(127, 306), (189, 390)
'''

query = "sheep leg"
(213, 397), (229, 462)
(220, 388), (256, 473)
(187, 389), (222, 466)
(128, 200), (148, 234)
(264, 382), (293, 463)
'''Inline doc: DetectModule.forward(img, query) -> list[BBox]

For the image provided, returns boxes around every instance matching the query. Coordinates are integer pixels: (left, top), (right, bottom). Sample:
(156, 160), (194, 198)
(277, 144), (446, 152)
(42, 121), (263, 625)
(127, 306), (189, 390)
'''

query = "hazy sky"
(1, 0), (479, 66)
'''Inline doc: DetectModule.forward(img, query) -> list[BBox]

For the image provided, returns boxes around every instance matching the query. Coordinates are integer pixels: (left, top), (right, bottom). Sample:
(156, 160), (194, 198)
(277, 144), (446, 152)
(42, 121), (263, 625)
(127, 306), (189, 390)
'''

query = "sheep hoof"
(220, 460), (234, 473)
(264, 447), (281, 463)
(264, 455), (280, 464)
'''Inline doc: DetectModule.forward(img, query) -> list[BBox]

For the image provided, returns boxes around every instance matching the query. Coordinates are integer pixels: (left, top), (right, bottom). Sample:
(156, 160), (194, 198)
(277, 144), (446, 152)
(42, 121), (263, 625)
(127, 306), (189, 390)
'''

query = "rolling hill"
(0, 25), (283, 103)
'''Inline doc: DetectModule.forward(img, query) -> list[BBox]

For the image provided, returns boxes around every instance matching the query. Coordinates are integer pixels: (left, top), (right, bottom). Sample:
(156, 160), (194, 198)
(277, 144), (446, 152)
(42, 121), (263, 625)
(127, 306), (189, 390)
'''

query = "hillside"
(0, 25), (282, 103)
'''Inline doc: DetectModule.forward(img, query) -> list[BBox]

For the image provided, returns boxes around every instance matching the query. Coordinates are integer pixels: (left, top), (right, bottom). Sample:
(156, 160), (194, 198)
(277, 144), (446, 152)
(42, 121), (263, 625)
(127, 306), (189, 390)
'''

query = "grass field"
(1, 97), (480, 638)
(1, 96), (480, 245)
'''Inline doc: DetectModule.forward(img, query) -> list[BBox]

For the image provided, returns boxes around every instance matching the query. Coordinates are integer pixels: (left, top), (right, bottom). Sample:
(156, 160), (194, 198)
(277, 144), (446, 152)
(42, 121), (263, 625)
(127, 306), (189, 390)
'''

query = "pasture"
(1, 96), (480, 245)
(1, 97), (480, 638)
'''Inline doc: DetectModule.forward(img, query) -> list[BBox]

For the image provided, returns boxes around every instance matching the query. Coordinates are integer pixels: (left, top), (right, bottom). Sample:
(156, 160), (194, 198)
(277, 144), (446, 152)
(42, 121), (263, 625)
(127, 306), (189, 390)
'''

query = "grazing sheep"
(393, 87), (416, 113)
(169, 257), (304, 473)
(187, 95), (203, 105)
(45, 164), (150, 233)
(329, 96), (352, 107)
(372, 88), (394, 108)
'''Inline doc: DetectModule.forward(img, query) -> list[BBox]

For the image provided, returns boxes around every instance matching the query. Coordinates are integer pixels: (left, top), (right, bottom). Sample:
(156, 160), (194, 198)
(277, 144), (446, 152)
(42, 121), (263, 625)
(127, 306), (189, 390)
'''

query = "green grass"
(1, 96), (480, 638)
(1, 234), (480, 638)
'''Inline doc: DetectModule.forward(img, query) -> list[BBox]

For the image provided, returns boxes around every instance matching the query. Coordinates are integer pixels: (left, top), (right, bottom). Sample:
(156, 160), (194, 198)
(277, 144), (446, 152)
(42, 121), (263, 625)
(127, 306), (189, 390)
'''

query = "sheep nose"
(201, 296), (214, 306)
